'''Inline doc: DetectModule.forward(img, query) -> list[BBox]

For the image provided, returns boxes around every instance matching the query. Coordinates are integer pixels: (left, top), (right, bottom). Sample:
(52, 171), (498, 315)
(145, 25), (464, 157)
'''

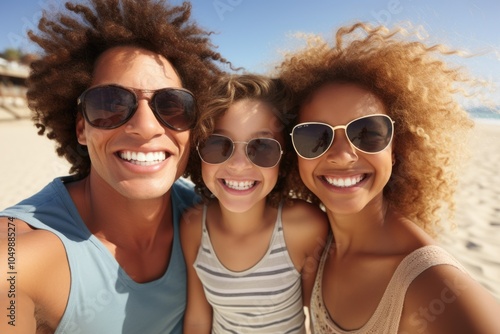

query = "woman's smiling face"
(297, 83), (394, 215)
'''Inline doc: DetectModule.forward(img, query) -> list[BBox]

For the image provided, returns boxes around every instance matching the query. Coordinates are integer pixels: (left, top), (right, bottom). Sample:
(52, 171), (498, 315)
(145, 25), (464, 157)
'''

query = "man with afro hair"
(0, 1), (228, 333)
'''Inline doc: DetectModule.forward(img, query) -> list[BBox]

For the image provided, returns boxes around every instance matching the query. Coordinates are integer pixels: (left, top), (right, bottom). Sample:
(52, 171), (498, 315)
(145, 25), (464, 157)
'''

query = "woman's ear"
(76, 113), (87, 145)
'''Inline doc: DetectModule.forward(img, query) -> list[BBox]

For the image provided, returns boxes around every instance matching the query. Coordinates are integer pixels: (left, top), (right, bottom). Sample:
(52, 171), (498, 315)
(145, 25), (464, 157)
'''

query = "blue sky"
(1, 0), (499, 102)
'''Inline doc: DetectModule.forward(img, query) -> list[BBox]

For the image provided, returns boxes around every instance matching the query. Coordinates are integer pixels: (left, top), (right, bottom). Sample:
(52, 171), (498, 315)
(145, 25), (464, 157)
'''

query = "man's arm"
(0, 217), (70, 333)
(0, 217), (37, 333)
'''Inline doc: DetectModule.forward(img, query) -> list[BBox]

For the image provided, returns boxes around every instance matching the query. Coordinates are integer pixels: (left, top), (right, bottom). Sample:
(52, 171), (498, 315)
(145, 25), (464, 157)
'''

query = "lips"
(323, 174), (366, 188)
(223, 179), (256, 191)
(118, 151), (167, 166)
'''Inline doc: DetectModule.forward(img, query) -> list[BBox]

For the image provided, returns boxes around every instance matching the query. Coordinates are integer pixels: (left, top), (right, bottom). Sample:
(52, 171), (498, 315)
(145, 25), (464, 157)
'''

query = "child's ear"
(76, 113), (87, 145)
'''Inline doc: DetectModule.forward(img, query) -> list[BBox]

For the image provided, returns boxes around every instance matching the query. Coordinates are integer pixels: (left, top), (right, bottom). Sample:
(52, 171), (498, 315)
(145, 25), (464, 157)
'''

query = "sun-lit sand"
(1, 118), (499, 303)
(438, 120), (500, 300)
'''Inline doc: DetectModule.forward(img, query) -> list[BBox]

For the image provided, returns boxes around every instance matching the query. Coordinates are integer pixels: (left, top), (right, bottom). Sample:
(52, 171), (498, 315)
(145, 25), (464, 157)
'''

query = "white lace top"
(311, 236), (467, 334)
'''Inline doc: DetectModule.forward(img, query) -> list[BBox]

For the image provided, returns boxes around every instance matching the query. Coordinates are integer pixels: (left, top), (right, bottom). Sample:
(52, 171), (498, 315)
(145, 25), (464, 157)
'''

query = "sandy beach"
(438, 120), (500, 300)
(1, 118), (499, 302)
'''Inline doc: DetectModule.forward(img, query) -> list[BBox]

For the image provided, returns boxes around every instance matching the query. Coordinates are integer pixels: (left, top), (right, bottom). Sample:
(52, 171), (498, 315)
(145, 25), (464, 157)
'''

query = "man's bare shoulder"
(0, 217), (69, 333)
(0, 217), (66, 258)
(0, 216), (69, 285)
(0, 216), (35, 235)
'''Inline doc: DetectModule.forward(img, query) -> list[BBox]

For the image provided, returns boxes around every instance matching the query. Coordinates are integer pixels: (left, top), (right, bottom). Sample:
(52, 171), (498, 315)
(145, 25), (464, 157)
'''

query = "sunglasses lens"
(153, 89), (197, 131)
(198, 136), (282, 168)
(247, 138), (282, 168)
(346, 115), (393, 153)
(198, 135), (233, 164)
(83, 86), (134, 129)
(81, 86), (197, 130)
(291, 124), (333, 159)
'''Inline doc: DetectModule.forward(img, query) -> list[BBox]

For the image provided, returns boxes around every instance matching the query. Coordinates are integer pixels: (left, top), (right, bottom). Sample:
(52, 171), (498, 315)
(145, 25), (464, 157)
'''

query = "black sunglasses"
(77, 84), (197, 131)
(290, 114), (395, 159)
(197, 134), (283, 168)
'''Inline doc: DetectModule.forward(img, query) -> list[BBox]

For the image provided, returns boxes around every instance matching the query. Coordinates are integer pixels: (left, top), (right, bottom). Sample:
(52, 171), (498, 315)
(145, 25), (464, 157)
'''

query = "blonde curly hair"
(277, 22), (477, 236)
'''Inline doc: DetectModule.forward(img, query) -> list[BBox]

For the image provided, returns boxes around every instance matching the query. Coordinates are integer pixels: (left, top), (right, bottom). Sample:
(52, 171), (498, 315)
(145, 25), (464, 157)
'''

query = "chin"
(117, 179), (174, 200)
(320, 198), (365, 215)
(217, 198), (262, 214)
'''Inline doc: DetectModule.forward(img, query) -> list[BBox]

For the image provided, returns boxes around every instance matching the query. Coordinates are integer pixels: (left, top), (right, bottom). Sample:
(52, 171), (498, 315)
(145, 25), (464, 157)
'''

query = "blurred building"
(0, 57), (30, 120)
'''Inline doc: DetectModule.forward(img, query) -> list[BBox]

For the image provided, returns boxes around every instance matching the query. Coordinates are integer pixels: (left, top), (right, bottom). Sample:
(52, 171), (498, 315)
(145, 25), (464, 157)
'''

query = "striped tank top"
(194, 203), (306, 333)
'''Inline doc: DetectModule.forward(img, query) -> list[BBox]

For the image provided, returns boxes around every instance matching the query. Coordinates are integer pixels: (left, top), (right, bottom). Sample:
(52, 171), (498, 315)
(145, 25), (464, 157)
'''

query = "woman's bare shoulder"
(400, 262), (500, 333)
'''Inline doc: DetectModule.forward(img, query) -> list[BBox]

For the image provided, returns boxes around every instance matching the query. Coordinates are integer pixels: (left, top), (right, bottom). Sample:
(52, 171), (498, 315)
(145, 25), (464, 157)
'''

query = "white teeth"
(119, 151), (166, 166)
(224, 180), (256, 191)
(324, 175), (365, 188)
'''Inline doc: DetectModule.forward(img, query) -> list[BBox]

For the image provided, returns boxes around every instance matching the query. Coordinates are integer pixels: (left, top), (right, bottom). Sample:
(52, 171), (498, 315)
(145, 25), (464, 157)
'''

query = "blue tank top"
(1, 176), (198, 334)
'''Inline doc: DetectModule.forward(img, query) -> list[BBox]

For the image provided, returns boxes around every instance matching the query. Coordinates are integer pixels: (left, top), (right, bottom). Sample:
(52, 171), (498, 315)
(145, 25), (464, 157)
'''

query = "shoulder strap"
(367, 245), (468, 333)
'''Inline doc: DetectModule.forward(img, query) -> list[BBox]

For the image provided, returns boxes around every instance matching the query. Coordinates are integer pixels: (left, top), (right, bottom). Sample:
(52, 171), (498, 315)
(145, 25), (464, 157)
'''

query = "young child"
(278, 23), (500, 333)
(181, 74), (329, 333)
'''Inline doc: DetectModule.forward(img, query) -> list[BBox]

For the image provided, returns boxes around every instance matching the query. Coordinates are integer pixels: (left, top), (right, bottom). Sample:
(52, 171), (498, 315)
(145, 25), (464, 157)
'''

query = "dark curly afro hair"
(27, 0), (229, 177)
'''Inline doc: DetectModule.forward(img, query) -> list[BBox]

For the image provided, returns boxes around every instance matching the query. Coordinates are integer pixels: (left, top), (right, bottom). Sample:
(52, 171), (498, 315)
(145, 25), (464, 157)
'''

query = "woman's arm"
(400, 263), (500, 333)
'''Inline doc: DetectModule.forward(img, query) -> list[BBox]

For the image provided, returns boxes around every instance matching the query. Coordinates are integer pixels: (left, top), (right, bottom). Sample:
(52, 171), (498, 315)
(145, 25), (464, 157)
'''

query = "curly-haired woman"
(278, 22), (500, 334)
